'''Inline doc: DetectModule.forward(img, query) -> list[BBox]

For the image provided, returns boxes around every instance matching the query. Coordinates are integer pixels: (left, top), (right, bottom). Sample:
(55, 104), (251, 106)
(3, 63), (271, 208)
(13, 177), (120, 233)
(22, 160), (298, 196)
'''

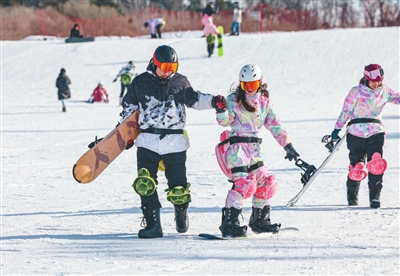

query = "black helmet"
(147, 45), (179, 76)
(154, 45), (178, 63)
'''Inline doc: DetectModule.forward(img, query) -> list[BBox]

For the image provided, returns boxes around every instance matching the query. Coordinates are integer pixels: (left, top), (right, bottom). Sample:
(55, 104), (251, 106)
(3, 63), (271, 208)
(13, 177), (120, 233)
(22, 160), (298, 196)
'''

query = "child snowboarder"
(113, 61), (137, 105)
(203, 17), (221, 58)
(201, 2), (217, 29)
(119, 45), (227, 239)
(55, 68), (71, 112)
(87, 82), (109, 103)
(214, 64), (300, 237)
(331, 64), (400, 208)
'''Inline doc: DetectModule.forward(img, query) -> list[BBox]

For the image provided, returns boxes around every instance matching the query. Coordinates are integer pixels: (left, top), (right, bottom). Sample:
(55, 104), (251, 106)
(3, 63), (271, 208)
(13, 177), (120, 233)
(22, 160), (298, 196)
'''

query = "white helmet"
(98, 82), (103, 86)
(239, 64), (262, 82)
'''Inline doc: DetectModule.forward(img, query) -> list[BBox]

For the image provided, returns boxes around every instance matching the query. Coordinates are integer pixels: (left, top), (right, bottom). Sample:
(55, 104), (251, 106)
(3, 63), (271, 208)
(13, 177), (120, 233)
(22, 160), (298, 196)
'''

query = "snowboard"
(65, 37), (95, 43)
(199, 228), (299, 240)
(72, 110), (140, 184)
(217, 26), (224, 57)
(286, 134), (347, 207)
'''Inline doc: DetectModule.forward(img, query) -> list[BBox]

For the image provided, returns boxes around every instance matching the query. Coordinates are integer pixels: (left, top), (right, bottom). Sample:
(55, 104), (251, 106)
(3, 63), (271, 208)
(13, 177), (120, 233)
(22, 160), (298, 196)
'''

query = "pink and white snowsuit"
(334, 84), (400, 138)
(216, 90), (291, 209)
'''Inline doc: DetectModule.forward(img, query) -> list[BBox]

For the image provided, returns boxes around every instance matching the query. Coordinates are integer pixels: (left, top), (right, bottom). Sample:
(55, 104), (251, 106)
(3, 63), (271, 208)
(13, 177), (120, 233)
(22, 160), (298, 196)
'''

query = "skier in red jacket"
(88, 82), (109, 103)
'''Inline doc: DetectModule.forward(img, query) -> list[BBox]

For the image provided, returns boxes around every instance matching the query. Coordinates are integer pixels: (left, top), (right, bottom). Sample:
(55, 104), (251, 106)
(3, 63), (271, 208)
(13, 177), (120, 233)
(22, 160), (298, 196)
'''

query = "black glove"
(211, 95), (227, 113)
(284, 143), (300, 161)
(331, 129), (341, 140)
(113, 78), (117, 83)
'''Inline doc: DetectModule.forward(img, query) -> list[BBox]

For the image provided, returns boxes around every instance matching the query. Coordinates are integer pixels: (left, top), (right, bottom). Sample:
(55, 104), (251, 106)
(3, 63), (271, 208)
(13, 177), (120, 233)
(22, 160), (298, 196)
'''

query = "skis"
(199, 228), (299, 240)
(286, 134), (347, 207)
(217, 26), (224, 56)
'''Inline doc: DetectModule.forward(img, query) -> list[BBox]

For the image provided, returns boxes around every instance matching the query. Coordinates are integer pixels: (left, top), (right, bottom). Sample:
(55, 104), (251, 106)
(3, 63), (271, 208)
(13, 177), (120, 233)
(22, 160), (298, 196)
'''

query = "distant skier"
(330, 64), (400, 208)
(119, 45), (227, 239)
(70, 24), (83, 38)
(203, 17), (221, 57)
(214, 64), (300, 237)
(55, 68), (71, 112)
(87, 82), (109, 103)
(201, 2), (217, 28)
(230, 2), (242, 36)
(144, 18), (166, 39)
(113, 61), (137, 105)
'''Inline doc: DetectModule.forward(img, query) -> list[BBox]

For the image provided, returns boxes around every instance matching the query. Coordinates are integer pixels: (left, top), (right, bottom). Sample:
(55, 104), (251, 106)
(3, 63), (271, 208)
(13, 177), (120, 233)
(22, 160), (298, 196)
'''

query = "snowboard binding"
(295, 159), (317, 185)
(321, 135), (341, 153)
(88, 136), (104, 148)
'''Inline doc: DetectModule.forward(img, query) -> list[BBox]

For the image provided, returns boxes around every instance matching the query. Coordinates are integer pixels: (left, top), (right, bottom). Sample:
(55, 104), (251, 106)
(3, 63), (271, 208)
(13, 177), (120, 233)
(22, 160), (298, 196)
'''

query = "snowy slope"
(1, 27), (399, 275)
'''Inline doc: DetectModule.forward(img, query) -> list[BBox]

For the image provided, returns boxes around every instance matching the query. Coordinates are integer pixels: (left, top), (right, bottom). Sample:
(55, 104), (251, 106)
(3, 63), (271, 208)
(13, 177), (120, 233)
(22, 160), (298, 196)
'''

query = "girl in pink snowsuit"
(214, 64), (300, 237)
(331, 64), (400, 208)
(203, 17), (221, 57)
(88, 82), (109, 103)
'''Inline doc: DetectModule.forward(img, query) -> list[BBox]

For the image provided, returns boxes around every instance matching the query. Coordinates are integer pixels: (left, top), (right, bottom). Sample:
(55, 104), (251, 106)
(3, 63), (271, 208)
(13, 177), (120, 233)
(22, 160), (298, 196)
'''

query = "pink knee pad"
(348, 162), (368, 181)
(234, 176), (257, 199)
(254, 174), (278, 200)
(366, 152), (387, 175)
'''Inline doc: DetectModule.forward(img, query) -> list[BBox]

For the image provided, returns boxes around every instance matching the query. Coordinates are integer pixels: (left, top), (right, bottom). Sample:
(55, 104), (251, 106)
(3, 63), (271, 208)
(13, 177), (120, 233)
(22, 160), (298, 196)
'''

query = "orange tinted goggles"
(153, 54), (179, 73)
(240, 80), (261, 91)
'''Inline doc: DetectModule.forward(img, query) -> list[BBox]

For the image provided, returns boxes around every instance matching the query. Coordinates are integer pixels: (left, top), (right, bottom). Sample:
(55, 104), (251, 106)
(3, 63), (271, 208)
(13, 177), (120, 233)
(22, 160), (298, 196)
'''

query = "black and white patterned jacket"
(120, 70), (215, 154)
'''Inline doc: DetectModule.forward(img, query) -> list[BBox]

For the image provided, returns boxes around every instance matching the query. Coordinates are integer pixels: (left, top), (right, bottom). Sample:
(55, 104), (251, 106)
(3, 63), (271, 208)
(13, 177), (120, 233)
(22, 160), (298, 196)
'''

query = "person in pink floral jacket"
(331, 64), (400, 208)
(214, 64), (300, 237)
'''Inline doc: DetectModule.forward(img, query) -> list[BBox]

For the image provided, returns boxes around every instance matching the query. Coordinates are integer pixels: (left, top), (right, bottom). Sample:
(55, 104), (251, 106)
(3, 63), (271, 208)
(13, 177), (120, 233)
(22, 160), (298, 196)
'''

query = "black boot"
(249, 206), (281, 234)
(369, 188), (381, 209)
(219, 207), (247, 237)
(138, 206), (163, 238)
(174, 203), (189, 233)
(347, 186), (359, 206)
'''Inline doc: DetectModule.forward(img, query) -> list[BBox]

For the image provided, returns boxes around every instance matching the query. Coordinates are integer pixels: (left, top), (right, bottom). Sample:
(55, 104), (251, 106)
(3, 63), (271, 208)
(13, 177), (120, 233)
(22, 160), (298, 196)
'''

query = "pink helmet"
(364, 64), (384, 82)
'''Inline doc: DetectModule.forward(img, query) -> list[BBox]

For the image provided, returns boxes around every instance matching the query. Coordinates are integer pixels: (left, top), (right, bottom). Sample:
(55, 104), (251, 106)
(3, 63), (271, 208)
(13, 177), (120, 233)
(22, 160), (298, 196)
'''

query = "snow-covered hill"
(2, 27), (399, 275)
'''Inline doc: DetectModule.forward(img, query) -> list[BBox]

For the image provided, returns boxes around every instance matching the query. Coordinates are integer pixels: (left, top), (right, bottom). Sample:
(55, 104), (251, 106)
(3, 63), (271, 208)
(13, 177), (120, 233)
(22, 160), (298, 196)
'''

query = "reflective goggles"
(240, 80), (261, 91)
(364, 68), (384, 80)
(153, 54), (179, 73)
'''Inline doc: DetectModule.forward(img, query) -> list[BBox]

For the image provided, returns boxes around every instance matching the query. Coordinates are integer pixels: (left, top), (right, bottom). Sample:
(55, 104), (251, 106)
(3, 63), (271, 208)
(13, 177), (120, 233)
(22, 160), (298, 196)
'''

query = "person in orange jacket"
(88, 82), (109, 103)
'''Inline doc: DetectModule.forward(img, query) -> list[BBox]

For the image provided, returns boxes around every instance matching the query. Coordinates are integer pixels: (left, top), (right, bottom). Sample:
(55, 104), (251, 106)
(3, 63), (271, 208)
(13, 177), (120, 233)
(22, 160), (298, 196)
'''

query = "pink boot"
(348, 162), (368, 181)
(366, 152), (387, 175)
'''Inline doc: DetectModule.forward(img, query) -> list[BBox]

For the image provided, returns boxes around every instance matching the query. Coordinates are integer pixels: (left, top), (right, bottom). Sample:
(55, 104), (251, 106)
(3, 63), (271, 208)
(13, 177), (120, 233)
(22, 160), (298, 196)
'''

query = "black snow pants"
(346, 133), (385, 193)
(137, 147), (188, 209)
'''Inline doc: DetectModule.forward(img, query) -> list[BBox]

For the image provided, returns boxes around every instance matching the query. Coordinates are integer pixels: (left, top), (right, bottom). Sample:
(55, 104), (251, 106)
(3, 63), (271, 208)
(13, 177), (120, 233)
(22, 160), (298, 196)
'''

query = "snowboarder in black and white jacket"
(120, 45), (227, 239)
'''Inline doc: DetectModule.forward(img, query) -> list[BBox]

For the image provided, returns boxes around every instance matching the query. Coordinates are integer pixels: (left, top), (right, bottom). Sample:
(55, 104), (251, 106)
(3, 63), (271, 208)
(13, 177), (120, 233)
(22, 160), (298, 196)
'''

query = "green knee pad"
(132, 168), (157, 196)
(165, 183), (191, 205)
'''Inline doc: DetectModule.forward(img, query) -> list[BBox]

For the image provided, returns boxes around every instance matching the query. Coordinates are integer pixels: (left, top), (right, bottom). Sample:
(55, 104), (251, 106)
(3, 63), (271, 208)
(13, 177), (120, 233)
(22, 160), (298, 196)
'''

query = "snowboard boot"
(62, 107), (66, 112)
(138, 206), (163, 238)
(219, 207), (247, 237)
(174, 203), (189, 233)
(249, 206), (281, 234)
(347, 186), (359, 206)
(369, 188), (381, 209)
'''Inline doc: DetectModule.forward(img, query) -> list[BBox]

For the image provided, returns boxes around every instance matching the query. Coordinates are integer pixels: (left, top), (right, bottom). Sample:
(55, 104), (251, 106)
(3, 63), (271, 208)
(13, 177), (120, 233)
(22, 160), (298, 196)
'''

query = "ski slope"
(1, 27), (399, 275)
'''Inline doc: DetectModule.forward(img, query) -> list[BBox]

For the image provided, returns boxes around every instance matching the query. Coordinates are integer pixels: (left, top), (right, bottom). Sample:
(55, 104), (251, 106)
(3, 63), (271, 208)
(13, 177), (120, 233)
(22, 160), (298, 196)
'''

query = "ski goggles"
(153, 54), (179, 73)
(364, 68), (384, 81)
(240, 80), (261, 91)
